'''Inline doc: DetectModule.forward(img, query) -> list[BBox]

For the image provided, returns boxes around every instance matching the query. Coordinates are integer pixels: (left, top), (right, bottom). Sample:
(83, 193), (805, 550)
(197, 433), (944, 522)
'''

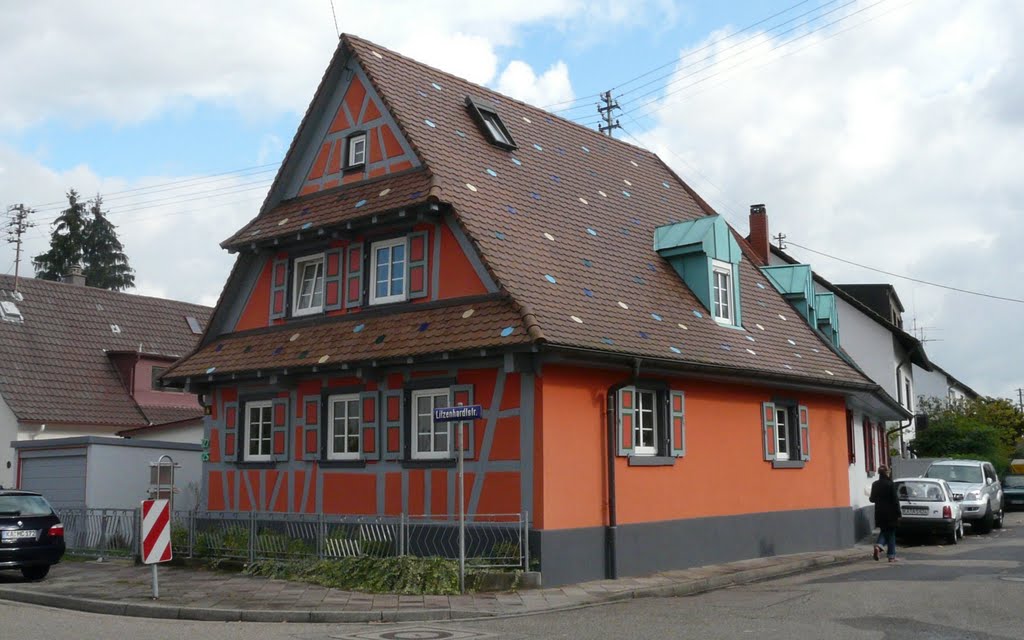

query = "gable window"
(615, 385), (686, 464)
(712, 259), (734, 324)
(761, 401), (810, 468)
(327, 394), (361, 460)
(411, 388), (450, 460)
(292, 254), (325, 316)
(245, 400), (274, 462)
(465, 97), (517, 150)
(151, 366), (167, 390)
(347, 133), (367, 168)
(370, 238), (407, 305)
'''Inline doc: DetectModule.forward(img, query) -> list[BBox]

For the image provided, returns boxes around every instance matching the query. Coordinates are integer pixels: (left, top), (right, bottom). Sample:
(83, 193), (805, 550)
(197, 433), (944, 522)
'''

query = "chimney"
(747, 204), (769, 266)
(63, 264), (86, 287)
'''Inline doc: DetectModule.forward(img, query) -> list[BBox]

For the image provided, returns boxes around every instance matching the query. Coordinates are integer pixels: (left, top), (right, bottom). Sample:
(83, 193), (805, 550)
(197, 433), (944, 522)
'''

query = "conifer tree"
(83, 195), (134, 290)
(32, 189), (89, 281)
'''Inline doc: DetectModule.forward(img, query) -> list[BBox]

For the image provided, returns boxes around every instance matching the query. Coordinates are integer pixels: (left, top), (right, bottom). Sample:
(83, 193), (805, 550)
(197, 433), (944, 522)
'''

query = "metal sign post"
(433, 404), (482, 594)
(143, 455), (175, 599)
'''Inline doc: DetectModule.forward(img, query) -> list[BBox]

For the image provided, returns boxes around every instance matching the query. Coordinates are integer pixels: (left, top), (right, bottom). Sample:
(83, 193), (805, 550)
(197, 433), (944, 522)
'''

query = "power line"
(786, 241), (1024, 304)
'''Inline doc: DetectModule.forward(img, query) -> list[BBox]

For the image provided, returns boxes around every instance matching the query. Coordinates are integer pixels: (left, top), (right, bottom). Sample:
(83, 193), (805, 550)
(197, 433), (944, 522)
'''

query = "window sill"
(628, 456), (676, 467)
(402, 459), (457, 469)
(319, 459), (367, 469)
(343, 164), (365, 173)
(771, 460), (805, 469)
(235, 461), (276, 469)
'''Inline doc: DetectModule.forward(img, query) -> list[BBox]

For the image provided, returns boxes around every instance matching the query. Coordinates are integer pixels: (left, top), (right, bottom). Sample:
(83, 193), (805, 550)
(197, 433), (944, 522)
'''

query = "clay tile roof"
(166, 297), (529, 379)
(0, 275), (211, 427)
(330, 34), (872, 389)
(221, 169), (435, 249)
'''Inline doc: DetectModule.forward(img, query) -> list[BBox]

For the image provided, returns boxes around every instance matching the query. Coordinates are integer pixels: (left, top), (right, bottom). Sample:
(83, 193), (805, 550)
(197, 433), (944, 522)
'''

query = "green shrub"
(245, 556), (460, 594)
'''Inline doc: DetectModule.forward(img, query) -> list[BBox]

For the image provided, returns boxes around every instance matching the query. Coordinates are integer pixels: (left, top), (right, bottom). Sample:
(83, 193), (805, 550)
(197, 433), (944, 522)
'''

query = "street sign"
(141, 499), (172, 565)
(433, 404), (482, 422)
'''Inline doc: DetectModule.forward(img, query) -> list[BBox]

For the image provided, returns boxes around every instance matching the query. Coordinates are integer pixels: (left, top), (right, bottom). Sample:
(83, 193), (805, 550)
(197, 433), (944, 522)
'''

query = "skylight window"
(465, 96), (517, 150)
(185, 315), (203, 334)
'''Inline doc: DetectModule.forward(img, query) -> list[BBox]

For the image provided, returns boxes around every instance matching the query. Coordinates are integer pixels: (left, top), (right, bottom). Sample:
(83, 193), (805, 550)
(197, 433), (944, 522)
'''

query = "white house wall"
(0, 394), (18, 488)
(846, 407), (875, 540)
(86, 442), (202, 511)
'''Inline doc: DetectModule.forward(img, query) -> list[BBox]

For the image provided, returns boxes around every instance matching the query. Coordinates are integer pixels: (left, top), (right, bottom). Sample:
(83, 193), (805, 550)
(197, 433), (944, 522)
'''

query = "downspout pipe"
(604, 358), (642, 580)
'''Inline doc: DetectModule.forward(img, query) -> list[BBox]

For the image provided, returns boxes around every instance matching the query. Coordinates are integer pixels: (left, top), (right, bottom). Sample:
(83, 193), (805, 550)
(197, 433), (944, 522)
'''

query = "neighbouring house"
(0, 274), (212, 489)
(164, 34), (906, 585)
(913, 360), (980, 407)
(750, 219), (923, 540)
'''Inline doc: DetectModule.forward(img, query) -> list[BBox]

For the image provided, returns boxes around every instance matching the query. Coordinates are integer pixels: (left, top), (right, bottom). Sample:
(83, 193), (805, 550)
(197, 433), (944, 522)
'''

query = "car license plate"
(902, 506), (929, 515)
(1011, 499), (1024, 505)
(1, 529), (37, 542)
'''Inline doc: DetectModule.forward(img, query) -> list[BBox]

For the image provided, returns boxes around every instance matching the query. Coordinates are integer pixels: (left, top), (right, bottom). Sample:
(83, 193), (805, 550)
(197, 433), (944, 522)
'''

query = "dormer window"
(347, 133), (367, 168)
(465, 96), (517, 150)
(292, 254), (325, 316)
(712, 260), (734, 324)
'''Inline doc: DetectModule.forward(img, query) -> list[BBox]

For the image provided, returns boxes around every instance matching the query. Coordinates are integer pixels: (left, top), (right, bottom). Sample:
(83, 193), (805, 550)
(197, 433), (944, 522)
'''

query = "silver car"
(894, 478), (963, 545)
(923, 460), (1004, 533)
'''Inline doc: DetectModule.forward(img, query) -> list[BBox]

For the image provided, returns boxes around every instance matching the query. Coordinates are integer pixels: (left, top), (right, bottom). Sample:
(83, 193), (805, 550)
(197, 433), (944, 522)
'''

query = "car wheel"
(947, 525), (958, 545)
(957, 520), (965, 540)
(993, 507), (1004, 529)
(977, 506), (994, 534)
(21, 565), (50, 581)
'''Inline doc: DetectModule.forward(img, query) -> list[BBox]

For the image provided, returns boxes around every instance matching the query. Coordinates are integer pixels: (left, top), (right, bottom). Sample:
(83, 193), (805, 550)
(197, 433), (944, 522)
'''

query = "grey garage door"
(20, 454), (87, 507)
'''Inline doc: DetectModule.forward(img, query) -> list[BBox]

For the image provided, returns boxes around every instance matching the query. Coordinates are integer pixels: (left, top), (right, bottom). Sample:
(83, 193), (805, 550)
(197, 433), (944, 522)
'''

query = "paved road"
(3, 513), (1023, 640)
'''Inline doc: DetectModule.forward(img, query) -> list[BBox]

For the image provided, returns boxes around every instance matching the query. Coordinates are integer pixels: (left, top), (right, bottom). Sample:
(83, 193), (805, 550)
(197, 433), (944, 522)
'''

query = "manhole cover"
(333, 628), (493, 640)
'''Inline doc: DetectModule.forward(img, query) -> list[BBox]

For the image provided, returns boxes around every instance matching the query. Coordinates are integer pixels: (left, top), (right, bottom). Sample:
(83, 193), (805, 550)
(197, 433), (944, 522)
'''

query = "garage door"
(20, 455), (87, 507)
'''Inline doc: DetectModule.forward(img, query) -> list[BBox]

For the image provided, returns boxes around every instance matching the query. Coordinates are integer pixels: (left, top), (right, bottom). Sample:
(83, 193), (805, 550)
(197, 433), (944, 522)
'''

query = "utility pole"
(598, 91), (621, 137)
(773, 232), (787, 249)
(1017, 388), (1023, 413)
(4, 204), (36, 292)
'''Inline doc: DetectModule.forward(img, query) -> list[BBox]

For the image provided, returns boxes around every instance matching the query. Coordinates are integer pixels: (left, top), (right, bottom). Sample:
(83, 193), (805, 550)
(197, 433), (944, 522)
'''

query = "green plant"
(489, 540), (521, 564)
(244, 556), (461, 594)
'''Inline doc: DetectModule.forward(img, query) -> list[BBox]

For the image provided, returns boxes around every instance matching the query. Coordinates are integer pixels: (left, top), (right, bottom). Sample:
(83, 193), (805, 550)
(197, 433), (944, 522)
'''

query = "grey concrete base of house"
(0, 546), (868, 623)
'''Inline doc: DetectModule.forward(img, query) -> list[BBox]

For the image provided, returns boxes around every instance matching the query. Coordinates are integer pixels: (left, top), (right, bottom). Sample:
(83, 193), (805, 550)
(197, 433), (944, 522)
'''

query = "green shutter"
(761, 402), (777, 461)
(617, 386), (636, 456)
(799, 405), (810, 461)
(670, 390), (686, 457)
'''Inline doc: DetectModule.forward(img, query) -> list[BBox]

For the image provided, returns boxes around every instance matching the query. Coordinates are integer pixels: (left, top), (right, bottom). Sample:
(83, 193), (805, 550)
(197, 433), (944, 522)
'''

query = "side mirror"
(954, 495), (964, 502)
(986, 477), (994, 485)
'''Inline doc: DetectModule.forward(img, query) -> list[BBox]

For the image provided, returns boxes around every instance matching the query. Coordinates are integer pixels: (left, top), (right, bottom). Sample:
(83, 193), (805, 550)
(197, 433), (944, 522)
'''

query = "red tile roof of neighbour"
(0, 275), (211, 427)
(174, 34), (879, 393)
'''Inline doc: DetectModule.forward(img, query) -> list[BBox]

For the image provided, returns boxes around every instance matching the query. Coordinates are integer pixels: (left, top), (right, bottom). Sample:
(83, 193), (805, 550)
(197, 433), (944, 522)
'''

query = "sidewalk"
(0, 546), (869, 623)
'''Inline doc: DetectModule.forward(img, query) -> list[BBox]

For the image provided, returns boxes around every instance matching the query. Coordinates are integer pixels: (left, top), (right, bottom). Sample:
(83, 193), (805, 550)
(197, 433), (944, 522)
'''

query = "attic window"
(185, 315), (202, 334)
(0, 300), (24, 324)
(347, 133), (367, 168)
(110, 324), (121, 334)
(465, 97), (517, 150)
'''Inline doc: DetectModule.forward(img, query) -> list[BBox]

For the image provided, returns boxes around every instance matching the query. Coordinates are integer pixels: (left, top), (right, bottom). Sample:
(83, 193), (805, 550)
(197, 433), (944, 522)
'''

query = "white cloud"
(631, 0), (1024, 399)
(497, 60), (575, 107)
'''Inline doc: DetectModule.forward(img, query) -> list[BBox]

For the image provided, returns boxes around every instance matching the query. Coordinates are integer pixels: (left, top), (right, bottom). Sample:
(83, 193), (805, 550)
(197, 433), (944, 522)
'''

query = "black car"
(1003, 475), (1024, 511)
(0, 489), (65, 580)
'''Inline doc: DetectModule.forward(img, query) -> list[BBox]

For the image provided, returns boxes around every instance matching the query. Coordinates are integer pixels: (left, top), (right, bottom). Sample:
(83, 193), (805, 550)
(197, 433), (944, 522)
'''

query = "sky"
(1, 0), (1021, 401)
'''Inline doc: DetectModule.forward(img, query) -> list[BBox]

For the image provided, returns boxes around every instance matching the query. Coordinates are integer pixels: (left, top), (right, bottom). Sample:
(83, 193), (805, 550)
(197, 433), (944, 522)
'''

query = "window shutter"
(761, 402), (777, 461)
(382, 390), (403, 460)
(269, 258), (289, 321)
(301, 395), (320, 461)
(359, 390), (380, 461)
(669, 390), (686, 457)
(271, 397), (290, 462)
(451, 384), (475, 459)
(798, 405), (810, 461)
(224, 401), (239, 462)
(323, 248), (345, 311)
(407, 231), (429, 299)
(345, 243), (364, 308)
(616, 387), (635, 456)
(863, 417), (875, 473)
(845, 410), (856, 464)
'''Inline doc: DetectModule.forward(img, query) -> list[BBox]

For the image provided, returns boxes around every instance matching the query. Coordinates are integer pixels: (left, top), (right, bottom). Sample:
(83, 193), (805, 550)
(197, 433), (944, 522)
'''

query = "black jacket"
(870, 475), (901, 529)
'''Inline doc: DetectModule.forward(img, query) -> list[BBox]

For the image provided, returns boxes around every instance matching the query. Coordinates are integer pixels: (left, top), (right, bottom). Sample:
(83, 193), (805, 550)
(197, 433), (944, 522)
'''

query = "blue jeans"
(877, 528), (896, 559)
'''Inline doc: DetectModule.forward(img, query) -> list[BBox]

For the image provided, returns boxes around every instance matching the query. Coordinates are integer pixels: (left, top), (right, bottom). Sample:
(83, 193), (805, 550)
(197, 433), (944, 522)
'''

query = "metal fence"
(56, 509), (528, 570)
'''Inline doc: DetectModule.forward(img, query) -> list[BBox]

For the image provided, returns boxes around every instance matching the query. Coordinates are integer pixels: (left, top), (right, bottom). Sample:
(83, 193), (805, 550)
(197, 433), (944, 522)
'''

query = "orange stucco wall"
(538, 365), (850, 531)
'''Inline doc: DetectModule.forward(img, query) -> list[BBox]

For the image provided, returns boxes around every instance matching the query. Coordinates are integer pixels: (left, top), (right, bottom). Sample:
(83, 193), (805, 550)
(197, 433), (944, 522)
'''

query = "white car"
(894, 477), (964, 545)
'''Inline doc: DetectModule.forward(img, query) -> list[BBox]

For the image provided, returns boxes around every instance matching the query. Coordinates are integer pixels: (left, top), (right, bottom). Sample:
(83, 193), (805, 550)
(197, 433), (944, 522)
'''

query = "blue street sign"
(433, 405), (483, 422)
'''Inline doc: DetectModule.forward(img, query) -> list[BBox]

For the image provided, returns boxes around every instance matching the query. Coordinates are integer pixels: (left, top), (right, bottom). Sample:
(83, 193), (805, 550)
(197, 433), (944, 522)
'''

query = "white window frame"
(291, 253), (325, 317)
(633, 390), (658, 456)
(369, 237), (408, 305)
(711, 259), (734, 325)
(411, 388), (451, 460)
(776, 407), (791, 461)
(348, 133), (367, 167)
(245, 400), (274, 462)
(327, 393), (361, 461)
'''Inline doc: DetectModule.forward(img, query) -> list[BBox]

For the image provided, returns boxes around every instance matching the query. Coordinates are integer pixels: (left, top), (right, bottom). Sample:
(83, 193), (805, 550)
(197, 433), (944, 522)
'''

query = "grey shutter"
(616, 386), (636, 456)
(224, 401), (239, 463)
(670, 390), (686, 457)
(359, 390), (380, 461)
(301, 395), (321, 461)
(407, 231), (429, 299)
(799, 405), (811, 461)
(323, 248), (345, 312)
(269, 257), (289, 321)
(382, 389), (403, 461)
(451, 384), (475, 459)
(761, 402), (777, 461)
(345, 243), (364, 309)
(271, 397), (290, 462)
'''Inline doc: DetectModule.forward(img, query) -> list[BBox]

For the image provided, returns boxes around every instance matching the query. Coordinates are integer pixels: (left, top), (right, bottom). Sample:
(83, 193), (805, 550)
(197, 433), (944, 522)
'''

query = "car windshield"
(896, 481), (946, 502)
(0, 495), (53, 516)
(925, 464), (983, 484)
(1003, 476), (1024, 488)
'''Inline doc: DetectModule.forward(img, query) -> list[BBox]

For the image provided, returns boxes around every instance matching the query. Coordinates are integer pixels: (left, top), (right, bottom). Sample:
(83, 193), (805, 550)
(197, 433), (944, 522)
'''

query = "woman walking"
(870, 464), (901, 562)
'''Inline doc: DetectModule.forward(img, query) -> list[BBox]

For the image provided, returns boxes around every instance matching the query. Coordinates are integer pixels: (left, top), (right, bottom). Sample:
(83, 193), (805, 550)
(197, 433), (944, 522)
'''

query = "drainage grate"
(331, 628), (494, 640)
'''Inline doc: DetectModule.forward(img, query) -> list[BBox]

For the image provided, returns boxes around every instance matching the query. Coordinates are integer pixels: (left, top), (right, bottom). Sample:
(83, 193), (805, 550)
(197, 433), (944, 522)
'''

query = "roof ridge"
(0, 274), (211, 311)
